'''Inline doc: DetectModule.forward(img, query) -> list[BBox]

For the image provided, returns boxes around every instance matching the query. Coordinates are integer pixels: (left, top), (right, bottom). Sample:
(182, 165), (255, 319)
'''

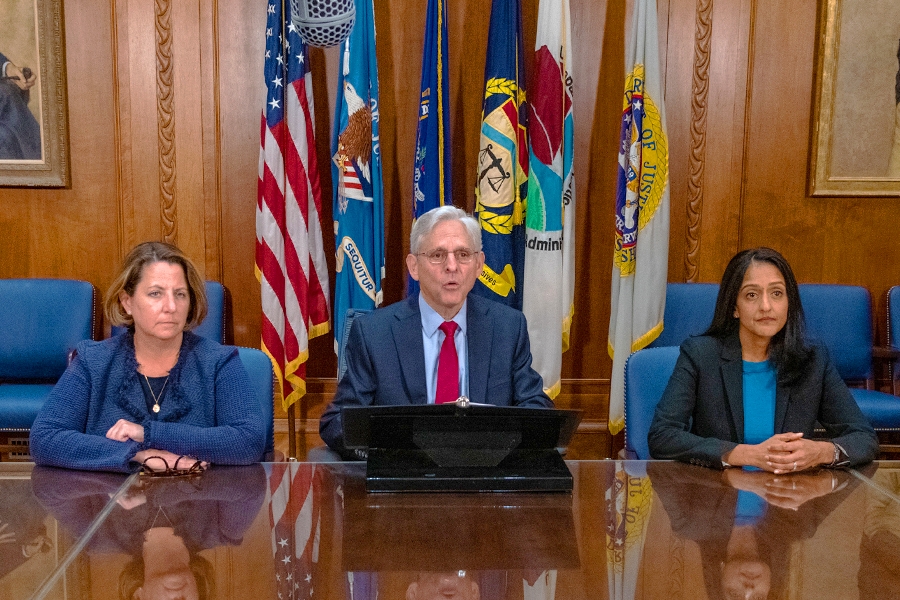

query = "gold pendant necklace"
(144, 373), (169, 414)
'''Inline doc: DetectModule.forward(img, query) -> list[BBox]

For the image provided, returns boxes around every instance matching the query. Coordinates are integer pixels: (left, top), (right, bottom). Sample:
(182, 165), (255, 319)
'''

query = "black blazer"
(320, 293), (553, 456)
(647, 334), (879, 468)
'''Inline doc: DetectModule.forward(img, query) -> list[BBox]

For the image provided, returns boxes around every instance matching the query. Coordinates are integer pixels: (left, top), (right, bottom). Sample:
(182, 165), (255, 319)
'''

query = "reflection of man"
(407, 572), (480, 600)
(0, 52), (41, 160)
(320, 205), (552, 459)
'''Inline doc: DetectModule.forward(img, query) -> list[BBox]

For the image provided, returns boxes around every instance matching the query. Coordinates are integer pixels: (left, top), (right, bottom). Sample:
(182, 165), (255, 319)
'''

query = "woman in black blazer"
(648, 247), (878, 470)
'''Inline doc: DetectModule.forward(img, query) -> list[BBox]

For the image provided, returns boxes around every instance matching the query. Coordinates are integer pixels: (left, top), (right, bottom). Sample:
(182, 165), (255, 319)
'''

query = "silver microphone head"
(289, 0), (356, 48)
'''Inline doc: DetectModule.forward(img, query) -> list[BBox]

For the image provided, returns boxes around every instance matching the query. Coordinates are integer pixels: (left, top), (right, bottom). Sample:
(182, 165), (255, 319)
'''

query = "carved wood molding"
(684, 0), (714, 282)
(155, 0), (177, 243)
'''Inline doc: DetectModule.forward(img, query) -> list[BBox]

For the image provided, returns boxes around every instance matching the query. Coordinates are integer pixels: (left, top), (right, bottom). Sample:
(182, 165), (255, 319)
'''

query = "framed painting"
(0, 0), (69, 187)
(809, 0), (900, 196)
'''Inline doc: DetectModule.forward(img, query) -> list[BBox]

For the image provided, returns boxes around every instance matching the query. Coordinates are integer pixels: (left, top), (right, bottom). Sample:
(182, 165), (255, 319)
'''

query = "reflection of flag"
(410, 0), (452, 295)
(257, 0), (331, 410)
(472, 0), (528, 309)
(607, 0), (670, 435)
(268, 463), (322, 600)
(605, 462), (653, 600)
(890, 39), (900, 177)
(332, 0), (385, 357)
(521, 0), (575, 398)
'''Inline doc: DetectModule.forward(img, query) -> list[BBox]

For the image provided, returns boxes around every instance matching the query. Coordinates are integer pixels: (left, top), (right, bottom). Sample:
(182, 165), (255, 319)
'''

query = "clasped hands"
(724, 467), (843, 511)
(105, 418), (205, 474)
(725, 432), (834, 474)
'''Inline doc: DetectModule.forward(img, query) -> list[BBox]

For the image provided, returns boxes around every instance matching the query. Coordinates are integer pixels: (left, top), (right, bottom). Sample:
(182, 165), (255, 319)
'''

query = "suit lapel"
(393, 296), (428, 404)
(721, 335), (745, 442)
(465, 297), (493, 403)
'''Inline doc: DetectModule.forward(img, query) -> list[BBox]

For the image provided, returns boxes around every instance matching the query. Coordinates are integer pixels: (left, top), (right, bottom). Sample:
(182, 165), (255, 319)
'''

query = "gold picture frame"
(0, 0), (69, 187)
(809, 0), (900, 196)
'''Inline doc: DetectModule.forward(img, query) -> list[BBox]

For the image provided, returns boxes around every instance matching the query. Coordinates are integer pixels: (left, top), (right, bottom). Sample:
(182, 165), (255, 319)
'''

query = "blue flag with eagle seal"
(332, 0), (385, 362)
(472, 0), (528, 309)
(607, 0), (670, 435)
(409, 0), (452, 295)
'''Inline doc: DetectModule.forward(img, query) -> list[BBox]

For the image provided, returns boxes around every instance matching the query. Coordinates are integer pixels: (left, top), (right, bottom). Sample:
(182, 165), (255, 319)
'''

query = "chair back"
(337, 308), (371, 381)
(887, 286), (900, 352)
(798, 284), (873, 381)
(0, 279), (98, 380)
(111, 281), (228, 343)
(648, 283), (719, 348)
(237, 347), (275, 460)
(624, 346), (680, 459)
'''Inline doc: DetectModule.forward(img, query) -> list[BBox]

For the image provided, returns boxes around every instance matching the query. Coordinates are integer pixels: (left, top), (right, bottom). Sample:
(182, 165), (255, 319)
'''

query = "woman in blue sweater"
(30, 242), (265, 473)
(648, 247), (878, 471)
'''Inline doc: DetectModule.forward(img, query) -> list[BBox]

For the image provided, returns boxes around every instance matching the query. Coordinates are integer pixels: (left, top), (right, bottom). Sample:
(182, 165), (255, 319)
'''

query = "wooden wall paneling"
(155, 0), (177, 244)
(563, 0), (623, 386)
(119, 0), (163, 247)
(742, 0), (823, 271)
(661, 0), (701, 284)
(112, 0), (133, 264)
(169, 0), (207, 268)
(199, 0), (224, 281)
(692, 0), (751, 281)
(216, 0), (265, 348)
(683, 0), (713, 283)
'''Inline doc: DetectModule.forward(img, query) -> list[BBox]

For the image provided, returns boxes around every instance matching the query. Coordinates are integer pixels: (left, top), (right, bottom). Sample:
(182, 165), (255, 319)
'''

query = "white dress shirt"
(419, 295), (469, 404)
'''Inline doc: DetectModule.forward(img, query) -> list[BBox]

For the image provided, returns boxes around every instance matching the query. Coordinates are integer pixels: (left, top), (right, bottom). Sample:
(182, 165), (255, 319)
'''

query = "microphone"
(290, 0), (356, 48)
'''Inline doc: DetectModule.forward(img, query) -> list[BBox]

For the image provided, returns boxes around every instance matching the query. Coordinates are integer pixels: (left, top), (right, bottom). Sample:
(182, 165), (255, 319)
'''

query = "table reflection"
(31, 464), (265, 600)
(8, 460), (900, 600)
(648, 463), (860, 600)
(0, 464), (55, 598)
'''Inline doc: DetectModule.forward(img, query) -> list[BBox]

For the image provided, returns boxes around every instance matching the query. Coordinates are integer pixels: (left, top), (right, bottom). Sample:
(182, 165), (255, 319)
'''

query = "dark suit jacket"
(647, 334), (879, 468)
(320, 294), (553, 456)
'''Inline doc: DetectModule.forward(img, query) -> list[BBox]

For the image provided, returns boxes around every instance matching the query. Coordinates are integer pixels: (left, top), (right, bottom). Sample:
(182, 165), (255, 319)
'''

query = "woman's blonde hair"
(104, 241), (208, 330)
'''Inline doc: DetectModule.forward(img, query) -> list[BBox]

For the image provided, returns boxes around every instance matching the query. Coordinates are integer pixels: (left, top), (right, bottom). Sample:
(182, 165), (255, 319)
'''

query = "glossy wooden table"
(3, 460), (899, 600)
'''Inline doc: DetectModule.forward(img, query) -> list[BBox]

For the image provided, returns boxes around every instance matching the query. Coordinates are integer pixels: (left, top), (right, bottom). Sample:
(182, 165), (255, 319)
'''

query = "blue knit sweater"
(29, 331), (266, 472)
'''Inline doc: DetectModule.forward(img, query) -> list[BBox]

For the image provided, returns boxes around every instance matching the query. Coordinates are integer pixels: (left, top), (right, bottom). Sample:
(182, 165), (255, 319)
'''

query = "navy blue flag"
(472, 0), (528, 309)
(410, 0), (452, 295)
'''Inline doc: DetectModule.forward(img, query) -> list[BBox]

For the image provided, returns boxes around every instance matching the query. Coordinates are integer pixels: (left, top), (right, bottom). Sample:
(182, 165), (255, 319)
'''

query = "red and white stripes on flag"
(257, 2), (330, 411)
(268, 463), (322, 600)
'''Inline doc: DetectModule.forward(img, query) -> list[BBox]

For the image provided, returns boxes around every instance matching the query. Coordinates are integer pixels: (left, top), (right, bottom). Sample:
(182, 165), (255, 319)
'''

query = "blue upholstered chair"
(236, 347), (276, 461)
(648, 283), (719, 348)
(624, 346), (680, 459)
(884, 286), (900, 397)
(0, 279), (99, 435)
(111, 281), (229, 343)
(337, 308), (371, 381)
(799, 284), (900, 433)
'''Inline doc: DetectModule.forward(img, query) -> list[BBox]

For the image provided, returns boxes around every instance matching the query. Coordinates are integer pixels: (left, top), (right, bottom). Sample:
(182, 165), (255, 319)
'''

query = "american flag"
(268, 463), (322, 600)
(257, 0), (331, 410)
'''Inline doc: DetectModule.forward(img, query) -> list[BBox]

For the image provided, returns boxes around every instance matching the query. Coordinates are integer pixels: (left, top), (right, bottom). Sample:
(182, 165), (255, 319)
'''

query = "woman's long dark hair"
(704, 247), (811, 382)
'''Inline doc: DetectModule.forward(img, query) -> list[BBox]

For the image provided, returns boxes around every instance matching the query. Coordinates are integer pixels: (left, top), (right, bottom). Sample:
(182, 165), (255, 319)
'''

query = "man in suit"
(320, 205), (552, 458)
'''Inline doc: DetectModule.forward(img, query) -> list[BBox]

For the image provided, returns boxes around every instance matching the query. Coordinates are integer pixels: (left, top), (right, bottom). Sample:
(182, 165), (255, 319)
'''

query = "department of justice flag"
(332, 0), (385, 361)
(410, 0), (453, 295)
(472, 0), (528, 309)
(522, 0), (576, 399)
(257, 0), (331, 410)
(607, 0), (670, 435)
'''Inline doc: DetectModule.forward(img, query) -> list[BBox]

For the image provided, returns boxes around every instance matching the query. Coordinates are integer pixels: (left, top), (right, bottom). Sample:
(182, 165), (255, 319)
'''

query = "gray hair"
(409, 205), (482, 254)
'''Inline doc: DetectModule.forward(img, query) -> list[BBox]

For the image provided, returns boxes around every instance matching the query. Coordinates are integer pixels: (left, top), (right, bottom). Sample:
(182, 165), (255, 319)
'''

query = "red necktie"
(435, 321), (459, 404)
